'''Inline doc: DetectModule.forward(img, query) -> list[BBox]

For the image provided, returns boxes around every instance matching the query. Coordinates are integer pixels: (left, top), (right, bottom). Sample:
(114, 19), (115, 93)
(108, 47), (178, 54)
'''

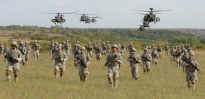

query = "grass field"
(0, 50), (205, 99)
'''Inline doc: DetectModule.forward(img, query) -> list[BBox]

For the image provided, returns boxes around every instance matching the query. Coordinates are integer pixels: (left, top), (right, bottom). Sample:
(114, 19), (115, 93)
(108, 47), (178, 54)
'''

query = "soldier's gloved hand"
(130, 59), (133, 61)
(112, 59), (117, 62)
(56, 56), (59, 59)
(108, 62), (111, 65)
(78, 60), (81, 63)
(187, 63), (190, 66)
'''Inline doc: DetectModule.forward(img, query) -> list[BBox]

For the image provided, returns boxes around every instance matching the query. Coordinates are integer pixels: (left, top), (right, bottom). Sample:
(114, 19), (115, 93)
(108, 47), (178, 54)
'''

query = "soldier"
(151, 47), (159, 66)
(93, 42), (97, 54)
(187, 45), (192, 52)
(181, 51), (199, 90)
(151, 44), (154, 51)
(0, 42), (5, 54)
(62, 41), (65, 51)
(157, 44), (162, 58)
(105, 44), (122, 88)
(4, 44), (10, 62)
(117, 42), (121, 47)
(181, 50), (189, 73)
(64, 40), (71, 56)
(95, 43), (102, 62)
(175, 46), (184, 67)
(25, 41), (31, 62)
(76, 46), (91, 82)
(76, 41), (80, 46)
(121, 42), (126, 54)
(128, 44), (134, 54)
(106, 41), (110, 54)
(72, 44), (81, 68)
(117, 45), (124, 56)
(32, 40), (41, 60)
(53, 44), (68, 78)
(86, 42), (93, 57)
(164, 43), (170, 56)
(17, 41), (27, 66)
(141, 48), (152, 73)
(127, 48), (141, 80)
(5, 41), (22, 82)
(148, 46), (152, 55)
(49, 40), (55, 55)
(101, 43), (107, 56)
(170, 46), (176, 62)
(181, 45), (186, 53)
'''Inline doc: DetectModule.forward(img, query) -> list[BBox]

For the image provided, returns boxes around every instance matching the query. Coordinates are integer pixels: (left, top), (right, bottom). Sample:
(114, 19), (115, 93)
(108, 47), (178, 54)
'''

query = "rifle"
(58, 55), (64, 64)
(32, 44), (39, 50)
(157, 48), (162, 52)
(129, 56), (142, 66)
(102, 54), (118, 69)
(142, 56), (151, 62)
(18, 48), (25, 55)
(77, 56), (87, 68)
(175, 51), (183, 57)
(5, 56), (18, 63)
(184, 58), (203, 75)
(152, 53), (158, 58)
(87, 46), (92, 51)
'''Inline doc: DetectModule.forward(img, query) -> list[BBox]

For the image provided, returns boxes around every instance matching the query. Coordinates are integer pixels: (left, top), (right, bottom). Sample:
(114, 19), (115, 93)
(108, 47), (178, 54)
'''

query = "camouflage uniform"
(53, 44), (68, 78)
(151, 47), (159, 66)
(5, 41), (22, 82)
(181, 52), (199, 89)
(0, 42), (5, 54)
(105, 44), (122, 88)
(17, 41), (27, 66)
(164, 43), (170, 56)
(175, 46), (184, 67)
(181, 45), (186, 53)
(127, 48), (141, 80)
(72, 44), (81, 67)
(128, 44), (133, 54)
(64, 40), (71, 56)
(25, 41), (31, 62)
(4, 44), (9, 54)
(148, 46), (152, 55)
(117, 45), (124, 56)
(76, 46), (91, 82)
(121, 43), (126, 54)
(101, 43), (107, 56)
(49, 40), (55, 55)
(32, 40), (41, 60)
(157, 44), (162, 58)
(86, 42), (93, 57)
(141, 48), (152, 73)
(187, 45), (192, 52)
(181, 50), (189, 72)
(169, 46), (176, 62)
(95, 43), (102, 61)
(106, 41), (110, 54)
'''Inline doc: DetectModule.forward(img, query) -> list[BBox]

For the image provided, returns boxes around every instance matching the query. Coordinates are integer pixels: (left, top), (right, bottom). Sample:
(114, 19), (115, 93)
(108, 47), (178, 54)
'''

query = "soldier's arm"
(105, 54), (109, 65)
(137, 55), (141, 62)
(5, 50), (10, 58)
(53, 52), (57, 59)
(38, 44), (41, 48)
(17, 50), (23, 62)
(28, 46), (31, 52)
(194, 60), (199, 68)
(127, 54), (131, 62)
(63, 52), (68, 61)
(86, 53), (91, 65)
(117, 53), (123, 64)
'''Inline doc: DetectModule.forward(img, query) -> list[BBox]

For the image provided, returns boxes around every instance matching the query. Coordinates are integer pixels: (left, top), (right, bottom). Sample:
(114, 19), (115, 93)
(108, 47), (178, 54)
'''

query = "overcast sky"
(1, 0), (204, 28)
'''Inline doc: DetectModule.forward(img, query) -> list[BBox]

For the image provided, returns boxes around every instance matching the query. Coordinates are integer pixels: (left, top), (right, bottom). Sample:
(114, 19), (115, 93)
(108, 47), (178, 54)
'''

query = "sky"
(1, 0), (205, 29)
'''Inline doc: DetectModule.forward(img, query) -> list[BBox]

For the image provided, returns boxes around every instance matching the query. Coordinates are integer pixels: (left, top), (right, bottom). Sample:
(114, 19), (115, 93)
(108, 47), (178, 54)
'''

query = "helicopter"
(40, 12), (77, 24)
(76, 14), (100, 23)
(138, 25), (146, 31)
(90, 16), (102, 23)
(133, 8), (172, 24)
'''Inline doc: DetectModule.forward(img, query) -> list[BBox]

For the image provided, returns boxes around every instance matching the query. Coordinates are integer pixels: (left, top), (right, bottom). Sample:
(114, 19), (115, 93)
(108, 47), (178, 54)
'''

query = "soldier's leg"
(183, 67), (185, 72)
(155, 61), (157, 65)
(108, 76), (113, 87)
(60, 71), (64, 78)
(147, 63), (150, 73)
(113, 77), (118, 88)
(22, 55), (26, 66)
(147, 68), (150, 73)
(36, 50), (39, 59)
(14, 72), (18, 82)
(33, 51), (36, 59)
(143, 68), (146, 73)
(60, 65), (65, 78)
(179, 61), (182, 67)
(6, 70), (11, 82)
(74, 56), (78, 68)
(54, 69), (58, 78)
(83, 73), (87, 82)
(192, 79), (196, 89)
(50, 50), (52, 55)
(133, 66), (138, 80)
(131, 66), (134, 79)
(188, 81), (192, 89)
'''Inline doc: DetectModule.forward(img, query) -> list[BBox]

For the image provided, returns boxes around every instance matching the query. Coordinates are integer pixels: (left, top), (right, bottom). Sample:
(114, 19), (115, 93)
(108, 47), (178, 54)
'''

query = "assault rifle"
(175, 51), (183, 57)
(18, 48), (25, 55)
(87, 46), (92, 51)
(184, 58), (203, 75)
(102, 54), (118, 69)
(77, 56), (87, 68)
(32, 44), (39, 50)
(58, 55), (64, 64)
(157, 48), (162, 52)
(141, 56), (151, 62)
(152, 53), (158, 58)
(129, 56), (142, 66)
(5, 56), (18, 62)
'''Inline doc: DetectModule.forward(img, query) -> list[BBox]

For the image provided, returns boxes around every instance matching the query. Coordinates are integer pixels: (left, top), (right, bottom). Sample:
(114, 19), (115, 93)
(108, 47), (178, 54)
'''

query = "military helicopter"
(90, 16), (102, 23)
(40, 12), (77, 24)
(76, 14), (100, 23)
(133, 8), (172, 24)
(138, 25), (146, 31)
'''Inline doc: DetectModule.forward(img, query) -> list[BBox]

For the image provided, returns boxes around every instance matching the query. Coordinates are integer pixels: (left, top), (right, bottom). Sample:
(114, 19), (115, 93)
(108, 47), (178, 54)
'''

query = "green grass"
(0, 51), (204, 99)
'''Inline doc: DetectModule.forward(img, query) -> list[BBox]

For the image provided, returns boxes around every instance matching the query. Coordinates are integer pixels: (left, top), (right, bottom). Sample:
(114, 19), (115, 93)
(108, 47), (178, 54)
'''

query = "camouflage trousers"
(78, 65), (89, 76)
(107, 65), (119, 78)
(65, 50), (70, 56)
(96, 52), (101, 58)
(33, 50), (39, 59)
(165, 50), (169, 56)
(130, 65), (138, 79)
(186, 72), (197, 82)
(142, 61), (151, 68)
(6, 62), (21, 72)
(54, 64), (65, 72)
(88, 51), (92, 57)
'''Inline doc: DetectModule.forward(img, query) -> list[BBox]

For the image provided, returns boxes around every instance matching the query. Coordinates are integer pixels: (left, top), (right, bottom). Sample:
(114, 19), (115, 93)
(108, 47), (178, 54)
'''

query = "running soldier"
(148, 46), (152, 55)
(0, 42), (5, 54)
(181, 51), (199, 90)
(86, 42), (93, 57)
(170, 46), (176, 62)
(175, 46), (184, 67)
(95, 43), (102, 62)
(187, 45), (192, 52)
(76, 46), (91, 82)
(127, 48), (141, 80)
(72, 44), (81, 68)
(53, 44), (68, 78)
(117, 45), (124, 56)
(101, 43), (107, 56)
(64, 40), (71, 56)
(106, 41), (110, 54)
(157, 44), (162, 58)
(25, 41), (31, 62)
(32, 40), (41, 60)
(5, 41), (22, 82)
(164, 43), (170, 56)
(151, 47), (159, 66)
(181, 50), (189, 73)
(141, 48), (152, 73)
(49, 40), (55, 55)
(181, 45), (186, 53)
(121, 42), (126, 54)
(105, 44), (122, 88)
(93, 42), (97, 54)
(17, 41), (27, 66)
